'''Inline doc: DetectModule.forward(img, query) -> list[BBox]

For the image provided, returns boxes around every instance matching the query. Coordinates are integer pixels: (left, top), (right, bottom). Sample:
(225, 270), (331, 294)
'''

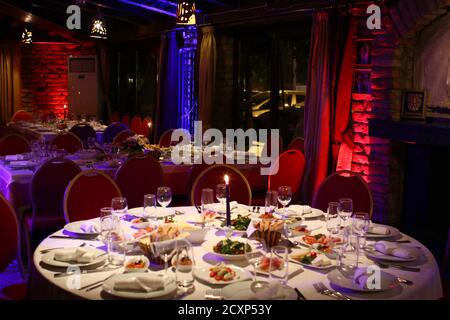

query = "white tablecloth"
(31, 206), (443, 300)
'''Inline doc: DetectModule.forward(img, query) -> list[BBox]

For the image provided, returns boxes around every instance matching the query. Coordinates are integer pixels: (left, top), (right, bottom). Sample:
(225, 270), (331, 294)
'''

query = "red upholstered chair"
(10, 110), (32, 122)
(0, 134), (30, 156)
(158, 129), (175, 147)
(0, 193), (27, 300)
(113, 130), (133, 145)
(121, 113), (130, 128)
(64, 170), (122, 222)
(186, 163), (211, 195)
(268, 149), (306, 197)
(114, 155), (164, 208)
(312, 170), (374, 218)
(110, 111), (120, 124)
(288, 137), (305, 154)
(261, 132), (284, 158)
(141, 116), (153, 137)
(103, 122), (128, 144)
(190, 165), (252, 206)
(130, 115), (142, 135)
(49, 132), (83, 154)
(69, 123), (97, 147)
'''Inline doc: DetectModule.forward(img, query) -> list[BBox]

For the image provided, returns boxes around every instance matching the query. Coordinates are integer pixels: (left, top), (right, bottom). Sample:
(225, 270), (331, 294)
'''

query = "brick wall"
(20, 42), (96, 118)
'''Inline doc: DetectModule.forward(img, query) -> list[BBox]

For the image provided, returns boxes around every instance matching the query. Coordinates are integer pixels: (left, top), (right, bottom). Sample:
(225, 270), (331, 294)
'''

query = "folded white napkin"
(374, 241), (414, 259)
(311, 255), (332, 267)
(284, 205), (312, 216)
(5, 154), (26, 161)
(9, 160), (33, 167)
(368, 225), (390, 235)
(204, 201), (238, 213)
(113, 276), (165, 293)
(252, 281), (286, 300)
(353, 267), (370, 289)
(54, 248), (99, 263)
(80, 222), (99, 233)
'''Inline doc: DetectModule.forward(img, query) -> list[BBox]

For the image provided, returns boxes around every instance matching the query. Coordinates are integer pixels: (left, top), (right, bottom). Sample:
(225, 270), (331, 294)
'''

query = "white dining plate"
(221, 281), (297, 300)
(201, 237), (253, 261)
(64, 220), (100, 236)
(327, 269), (398, 292)
(41, 247), (107, 268)
(128, 207), (175, 219)
(364, 245), (422, 262)
(365, 224), (401, 239)
(102, 273), (176, 299)
(195, 266), (251, 285)
(289, 252), (337, 270)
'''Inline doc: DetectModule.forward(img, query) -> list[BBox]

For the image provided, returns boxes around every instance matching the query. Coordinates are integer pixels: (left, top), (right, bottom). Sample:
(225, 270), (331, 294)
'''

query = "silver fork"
(313, 282), (352, 300)
(205, 289), (223, 300)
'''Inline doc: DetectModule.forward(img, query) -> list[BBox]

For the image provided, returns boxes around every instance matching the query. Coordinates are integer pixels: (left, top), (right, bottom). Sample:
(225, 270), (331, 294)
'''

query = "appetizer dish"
(258, 256), (284, 272)
(213, 239), (250, 255)
(302, 234), (341, 253)
(124, 256), (149, 272)
(209, 263), (237, 282)
(171, 253), (193, 271)
(222, 214), (251, 231)
(290, 251), (333, 268)
(131, 217), (149, 224)
(133, 226), (154, 239)
(293, 226), (310, 233)
(259, 212), (276, 220)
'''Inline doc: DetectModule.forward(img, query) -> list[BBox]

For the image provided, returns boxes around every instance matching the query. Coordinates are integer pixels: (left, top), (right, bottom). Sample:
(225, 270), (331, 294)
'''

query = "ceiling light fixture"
(90, 18), (107, 39)
(21, 26), (32, 44)
(176, 0), (196, 25)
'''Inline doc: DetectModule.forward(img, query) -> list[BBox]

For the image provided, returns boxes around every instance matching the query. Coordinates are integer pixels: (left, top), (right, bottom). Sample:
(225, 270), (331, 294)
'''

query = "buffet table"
(30, 206), (443, 300)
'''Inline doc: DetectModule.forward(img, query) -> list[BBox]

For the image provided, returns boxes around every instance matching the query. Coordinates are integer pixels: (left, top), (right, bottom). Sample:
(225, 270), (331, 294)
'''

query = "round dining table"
(30, 206), (443, 300)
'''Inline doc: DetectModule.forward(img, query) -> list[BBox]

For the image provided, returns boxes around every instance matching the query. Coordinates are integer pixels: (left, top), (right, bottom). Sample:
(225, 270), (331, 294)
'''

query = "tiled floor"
(0, 259), (24, 299)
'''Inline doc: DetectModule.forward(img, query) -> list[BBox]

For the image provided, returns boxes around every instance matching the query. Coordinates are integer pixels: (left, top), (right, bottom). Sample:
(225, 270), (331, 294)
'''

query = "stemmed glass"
(154, 239), (176, 276)
(326, 202), (341, 252)
(277, 186), (292, 219)
(264, 191), (278, 215)
(352, 212), (370, 249)
(87, 137), (96, 149)
(338, 198), (353, 228)
(143, 194), (157, 221)
(111, 197), (128, 220)
(215, 184), (226, 211)
(157, 187), (172, 215)
(244, 240), (268, 293)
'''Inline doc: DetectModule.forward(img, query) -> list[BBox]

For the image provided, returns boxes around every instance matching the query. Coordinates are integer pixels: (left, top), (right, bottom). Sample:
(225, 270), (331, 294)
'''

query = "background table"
(30, 206), (443, 300)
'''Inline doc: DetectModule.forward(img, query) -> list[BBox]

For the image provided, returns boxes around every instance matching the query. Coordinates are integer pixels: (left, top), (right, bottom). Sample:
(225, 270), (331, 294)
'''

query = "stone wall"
(20, 42), (95, 118)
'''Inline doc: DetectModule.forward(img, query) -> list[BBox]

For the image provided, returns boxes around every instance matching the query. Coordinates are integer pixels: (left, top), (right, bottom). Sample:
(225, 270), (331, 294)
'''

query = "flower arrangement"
(118, 135), (151, 156)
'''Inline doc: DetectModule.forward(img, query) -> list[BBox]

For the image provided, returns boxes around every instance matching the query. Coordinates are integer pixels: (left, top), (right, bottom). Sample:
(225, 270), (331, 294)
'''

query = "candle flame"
(148, 122), (152, 128)
(224, 174), (229, 185)
(64, 105), (67, 109)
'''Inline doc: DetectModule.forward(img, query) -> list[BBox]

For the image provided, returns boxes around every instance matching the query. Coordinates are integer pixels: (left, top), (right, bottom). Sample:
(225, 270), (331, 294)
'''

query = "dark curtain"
(301, 10), (355, 202)
(155, 31), (180, 140)
(96, 45), (111, 122)
(0, 46), (20, 123)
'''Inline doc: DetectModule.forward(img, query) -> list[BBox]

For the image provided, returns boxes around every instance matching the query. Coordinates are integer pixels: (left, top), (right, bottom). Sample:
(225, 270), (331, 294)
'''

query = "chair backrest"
(11, 110), (32, 122)
(69, 123), (96, 146)
(141, 116), (152, 137)
(49, 132), (83, 154)
(0, 193), (19, 273)
(121, 113), (130, 128)
(109, 111), (120, 124)
(0, 134), (30, 156)
(64, 170), (122, 222)
(268, 149), (306, 196)
(103, 122), (128, 144)
(130, 115), (142, 135)
(31, 159), (82, 226)
(287, 137), (305, 154)
(186, 163), (211, 195)
(113, 130), (133, 145)
(190, 165), (252, 206)
(114, 155), (164, 208)
(262, 132), (284, 158)
(312, 170), (374, 218)
(158, 129), (175, 147)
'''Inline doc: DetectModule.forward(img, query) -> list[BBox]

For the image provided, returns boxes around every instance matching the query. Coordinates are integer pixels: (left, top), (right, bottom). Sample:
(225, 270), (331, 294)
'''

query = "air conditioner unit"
(68, 55), (99, 117)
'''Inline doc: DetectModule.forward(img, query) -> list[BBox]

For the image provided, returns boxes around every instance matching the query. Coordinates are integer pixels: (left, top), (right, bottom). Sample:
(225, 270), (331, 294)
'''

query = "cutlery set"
(313, 282), (352, 300)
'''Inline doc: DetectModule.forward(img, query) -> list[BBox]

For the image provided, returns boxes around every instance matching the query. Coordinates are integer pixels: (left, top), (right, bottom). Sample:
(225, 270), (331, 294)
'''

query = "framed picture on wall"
(401, 90), (426, 120)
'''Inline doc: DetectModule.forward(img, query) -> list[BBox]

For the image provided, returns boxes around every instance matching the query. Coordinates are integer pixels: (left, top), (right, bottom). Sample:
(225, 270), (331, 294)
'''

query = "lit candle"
(63, 104), (67, 120)
(224, 174), (231, 227)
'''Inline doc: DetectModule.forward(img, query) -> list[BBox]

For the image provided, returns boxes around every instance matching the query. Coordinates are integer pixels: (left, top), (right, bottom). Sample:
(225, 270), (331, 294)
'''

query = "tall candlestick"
(224, 174), (231, 227)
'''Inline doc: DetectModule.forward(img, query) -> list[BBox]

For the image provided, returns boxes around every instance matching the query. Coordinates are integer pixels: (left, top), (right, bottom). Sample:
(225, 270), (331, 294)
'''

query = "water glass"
(215, 184), (226, 208)
(352, 212), (370, 249)
(201, 188), (214, 214)
(269, 246), (289, 285)
(244, 240), (268, 292)
(99, 207), (115, 242)
(338, 227), (360, 277)
(264, 191), (278, 214)
(143, 194), (157, 221)
(107, 227), (126, 266)
(277, 186), (292, 218)
(111, 197), (128, 219)
(174, 239), (195, 290)
(338, 198), (353, 227)
(326, 202), (341, 247)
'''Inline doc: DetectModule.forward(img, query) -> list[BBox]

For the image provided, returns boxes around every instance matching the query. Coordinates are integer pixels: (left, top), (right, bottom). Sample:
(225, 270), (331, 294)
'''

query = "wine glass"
(244, 240), (268, 293)
(326, 202), (341, 251)
(352, 212), (370, 249)
(154, 239), (176, 276)
(201, 188), (214, 215)
(143, 194), (157, 221)
(87, 137), (96, 149)
(111, 197), (128, 219)
(277, 186), (292, 219)
(215, 184), (226, 210)
(264, 190), (278, 215)
(157, 186), (172, 215)
(338, 198), (353, 228)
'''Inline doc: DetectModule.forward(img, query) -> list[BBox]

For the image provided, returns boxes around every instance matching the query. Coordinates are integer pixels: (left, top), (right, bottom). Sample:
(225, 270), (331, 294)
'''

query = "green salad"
(213, 239), (251, 255)
(222, 215), (251, 231)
